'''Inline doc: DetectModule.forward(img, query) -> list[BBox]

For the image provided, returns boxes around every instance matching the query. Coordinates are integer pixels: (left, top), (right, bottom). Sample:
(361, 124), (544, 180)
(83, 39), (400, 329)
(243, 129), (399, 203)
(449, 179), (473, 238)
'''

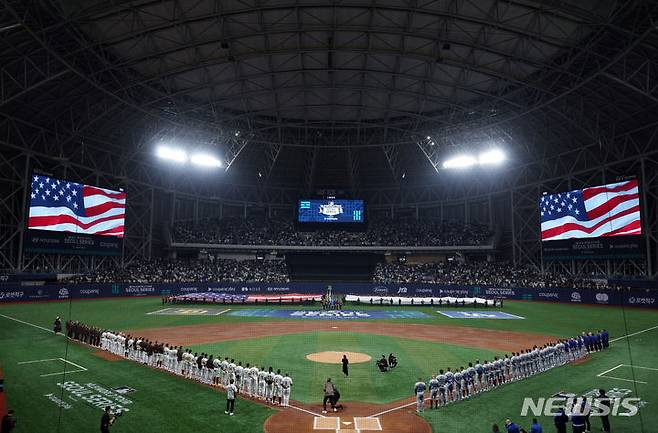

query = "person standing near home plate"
(322, 378), (337, 413)
(341, 354), (349, 377)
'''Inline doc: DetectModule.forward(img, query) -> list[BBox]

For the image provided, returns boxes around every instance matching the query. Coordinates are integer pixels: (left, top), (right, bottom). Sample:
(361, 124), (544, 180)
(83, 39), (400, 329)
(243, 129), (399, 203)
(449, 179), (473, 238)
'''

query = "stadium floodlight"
(156, 145), (187, 163)
(190, 153), (222, 168)
(478, 148), (505, 165)
(442, 154), (477, 169)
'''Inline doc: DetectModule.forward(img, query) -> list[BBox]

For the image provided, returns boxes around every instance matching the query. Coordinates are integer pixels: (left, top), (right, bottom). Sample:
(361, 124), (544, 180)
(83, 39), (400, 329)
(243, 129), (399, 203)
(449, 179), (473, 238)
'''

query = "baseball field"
(0, 298), (657, 433)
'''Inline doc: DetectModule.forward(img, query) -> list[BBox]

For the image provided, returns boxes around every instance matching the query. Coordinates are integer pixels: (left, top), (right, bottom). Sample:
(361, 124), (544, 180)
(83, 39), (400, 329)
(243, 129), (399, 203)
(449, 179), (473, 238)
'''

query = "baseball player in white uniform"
(281, 373), (293, 407)
(266, 367), (275, 403)
(258, 367), (267, 400)
(235, 362), (244, 390)
(274, 369), (283, 405)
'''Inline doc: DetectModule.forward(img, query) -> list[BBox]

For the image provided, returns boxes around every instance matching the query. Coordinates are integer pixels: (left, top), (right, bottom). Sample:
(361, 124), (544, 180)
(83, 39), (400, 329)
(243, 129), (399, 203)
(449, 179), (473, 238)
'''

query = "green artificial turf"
(189, 331), (497, 404)
(1, 297), (657, 433)
(421, 327), (658, 433)
(0, 314), (274, 433)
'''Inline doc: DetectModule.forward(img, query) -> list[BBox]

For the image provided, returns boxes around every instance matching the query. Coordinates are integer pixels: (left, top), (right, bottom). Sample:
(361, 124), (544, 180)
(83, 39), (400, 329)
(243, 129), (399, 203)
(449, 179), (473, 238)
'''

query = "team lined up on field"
(414, 330), (610, 411)
(65, 321), (293, 407)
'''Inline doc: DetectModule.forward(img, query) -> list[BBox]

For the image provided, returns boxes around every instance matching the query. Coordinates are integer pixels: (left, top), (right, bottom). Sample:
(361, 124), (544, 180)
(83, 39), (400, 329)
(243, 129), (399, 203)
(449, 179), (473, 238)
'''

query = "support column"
(641, 159), (654, 277)
(510, 190), (517, 266)
(17, 154), (30, 272)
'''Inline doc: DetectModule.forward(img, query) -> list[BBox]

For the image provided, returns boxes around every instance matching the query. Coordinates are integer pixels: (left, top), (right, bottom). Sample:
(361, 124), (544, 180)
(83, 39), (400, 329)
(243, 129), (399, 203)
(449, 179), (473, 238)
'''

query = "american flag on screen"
(540, 180), (641, 241)
(28, 174), (126, 238)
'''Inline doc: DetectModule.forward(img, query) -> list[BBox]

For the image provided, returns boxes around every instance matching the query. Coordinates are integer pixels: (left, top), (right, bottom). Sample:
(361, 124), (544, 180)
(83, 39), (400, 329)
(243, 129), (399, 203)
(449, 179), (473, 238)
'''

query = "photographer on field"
(100, 406), (121, 433)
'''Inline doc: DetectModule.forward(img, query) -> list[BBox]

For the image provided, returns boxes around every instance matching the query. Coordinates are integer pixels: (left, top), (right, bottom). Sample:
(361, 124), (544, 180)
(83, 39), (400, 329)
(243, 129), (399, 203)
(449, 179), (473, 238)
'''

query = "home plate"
(332, 326), (338, 329)
(342, 421), (352, 426)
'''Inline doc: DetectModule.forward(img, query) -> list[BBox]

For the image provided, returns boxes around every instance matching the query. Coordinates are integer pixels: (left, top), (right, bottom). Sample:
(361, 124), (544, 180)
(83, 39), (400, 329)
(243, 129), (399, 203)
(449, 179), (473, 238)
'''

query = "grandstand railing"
(169, 243), (495, 252)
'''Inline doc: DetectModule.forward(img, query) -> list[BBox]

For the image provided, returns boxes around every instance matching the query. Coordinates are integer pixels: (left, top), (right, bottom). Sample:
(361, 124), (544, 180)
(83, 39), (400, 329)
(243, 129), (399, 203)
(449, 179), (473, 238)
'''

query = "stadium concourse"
(1, 1), (658, 433)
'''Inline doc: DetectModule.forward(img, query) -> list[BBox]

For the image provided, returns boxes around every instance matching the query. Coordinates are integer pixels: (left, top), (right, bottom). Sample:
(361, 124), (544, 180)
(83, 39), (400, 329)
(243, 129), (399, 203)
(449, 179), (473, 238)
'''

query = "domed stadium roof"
(1, 0), (657, 193)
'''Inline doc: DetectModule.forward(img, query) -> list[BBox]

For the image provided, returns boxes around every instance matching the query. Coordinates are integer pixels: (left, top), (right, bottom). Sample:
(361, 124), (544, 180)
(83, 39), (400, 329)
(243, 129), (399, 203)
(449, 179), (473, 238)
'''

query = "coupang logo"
(372, 287), (389, 294)
(0, 291), (24, 300)
(79, 288), (100, 296)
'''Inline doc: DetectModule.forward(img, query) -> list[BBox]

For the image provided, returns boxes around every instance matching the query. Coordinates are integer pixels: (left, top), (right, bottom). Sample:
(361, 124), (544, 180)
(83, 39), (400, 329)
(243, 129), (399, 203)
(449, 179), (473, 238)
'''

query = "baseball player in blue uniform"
(445, 368), (455, 402)
(466, 363), (476, 396)
(428, 375), (440, 408)
(437, 370), (447, 406)
(414, 378), (427, 412)
(454, 370), (463, 401)
(475, 360), (484, 391)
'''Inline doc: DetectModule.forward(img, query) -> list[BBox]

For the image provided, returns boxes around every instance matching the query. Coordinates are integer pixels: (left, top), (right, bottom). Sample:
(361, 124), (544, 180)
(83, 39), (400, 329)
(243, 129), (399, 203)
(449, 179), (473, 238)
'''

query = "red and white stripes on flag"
(28, 175), (126, 238)
(540, 180), (641, 241)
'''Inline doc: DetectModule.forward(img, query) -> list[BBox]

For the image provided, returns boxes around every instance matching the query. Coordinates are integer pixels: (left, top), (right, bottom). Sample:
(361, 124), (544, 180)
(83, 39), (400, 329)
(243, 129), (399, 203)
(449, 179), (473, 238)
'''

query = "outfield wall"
(0, 281), (657, 308)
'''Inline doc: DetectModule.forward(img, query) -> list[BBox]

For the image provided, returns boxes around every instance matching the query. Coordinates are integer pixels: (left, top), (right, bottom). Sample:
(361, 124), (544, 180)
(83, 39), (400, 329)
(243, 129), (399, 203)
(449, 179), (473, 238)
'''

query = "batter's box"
(314, 417), (339, 430)
(354, 417), (382, 431)
(336, 430), (358, 433)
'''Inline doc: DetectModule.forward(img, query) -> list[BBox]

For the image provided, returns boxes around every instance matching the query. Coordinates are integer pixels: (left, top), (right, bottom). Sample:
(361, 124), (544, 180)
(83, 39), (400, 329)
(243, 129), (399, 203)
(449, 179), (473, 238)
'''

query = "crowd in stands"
(63, 320), (293, 410)
(172, 217), (493, 247)
(64, 258), (289, 284)
(373, 261), (626, 289)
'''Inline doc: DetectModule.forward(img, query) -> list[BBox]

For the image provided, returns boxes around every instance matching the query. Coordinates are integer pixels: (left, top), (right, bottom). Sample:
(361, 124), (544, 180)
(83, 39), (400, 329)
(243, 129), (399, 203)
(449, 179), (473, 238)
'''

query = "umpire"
(322, 378), (337, 413)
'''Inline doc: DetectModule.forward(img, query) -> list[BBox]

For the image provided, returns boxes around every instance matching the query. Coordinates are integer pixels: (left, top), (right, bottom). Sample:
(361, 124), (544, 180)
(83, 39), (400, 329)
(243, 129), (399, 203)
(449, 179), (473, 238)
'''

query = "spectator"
(62, 258), (289, 284)
(372, 261), (625, 290)
(171, 217), (494, 247)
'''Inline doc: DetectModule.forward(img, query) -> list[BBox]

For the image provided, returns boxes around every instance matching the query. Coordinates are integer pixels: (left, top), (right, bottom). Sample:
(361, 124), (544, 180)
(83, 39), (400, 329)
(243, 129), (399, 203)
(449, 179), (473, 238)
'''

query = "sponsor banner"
(24, 229), (122, 256)
(483, 287), (517, 298)
(543, 236), (645, 260)
(437, 311), (526, 320)
(0, 281), (657, 308)
(0, 290), (25, 301)
(229, 309), (430, 320)
(124, 285), (156, 296)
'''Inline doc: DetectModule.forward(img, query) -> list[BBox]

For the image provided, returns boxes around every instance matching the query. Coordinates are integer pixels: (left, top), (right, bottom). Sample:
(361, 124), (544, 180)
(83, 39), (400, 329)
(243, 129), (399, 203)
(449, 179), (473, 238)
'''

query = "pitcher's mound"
(306, 351), (372, 364)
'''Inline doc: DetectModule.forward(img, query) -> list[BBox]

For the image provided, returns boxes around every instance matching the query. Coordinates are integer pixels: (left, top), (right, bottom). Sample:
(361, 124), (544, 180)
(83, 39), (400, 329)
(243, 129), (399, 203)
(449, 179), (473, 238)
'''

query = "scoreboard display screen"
(297, 199), (365, 223)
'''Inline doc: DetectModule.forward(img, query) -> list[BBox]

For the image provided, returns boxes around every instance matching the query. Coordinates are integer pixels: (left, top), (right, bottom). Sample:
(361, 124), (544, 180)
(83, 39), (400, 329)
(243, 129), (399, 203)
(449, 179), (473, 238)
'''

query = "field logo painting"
(437, 311), (525, 320)
(229, 309), (430, 320)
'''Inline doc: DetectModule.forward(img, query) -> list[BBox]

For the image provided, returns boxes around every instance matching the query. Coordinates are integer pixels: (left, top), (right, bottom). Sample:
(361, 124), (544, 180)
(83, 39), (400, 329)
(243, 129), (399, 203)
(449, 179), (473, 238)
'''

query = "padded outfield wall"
(0, 281), (657, 308)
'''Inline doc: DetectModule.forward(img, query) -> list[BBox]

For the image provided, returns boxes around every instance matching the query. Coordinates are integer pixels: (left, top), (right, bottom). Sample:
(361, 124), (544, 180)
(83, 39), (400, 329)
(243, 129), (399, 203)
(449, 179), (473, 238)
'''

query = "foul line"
(368, 401), (415, 418)
(289, 404), (325, 418)
(18, 358), (60, 365)
(610, 325), (658, 342)
(215, 309), (231, 316)
(146, 308), (172, 315)
(0, 313), (58, 334)
(597, 364), (652, 385)
(597, 364), (624, 377)
(599, 375), (648, 385)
